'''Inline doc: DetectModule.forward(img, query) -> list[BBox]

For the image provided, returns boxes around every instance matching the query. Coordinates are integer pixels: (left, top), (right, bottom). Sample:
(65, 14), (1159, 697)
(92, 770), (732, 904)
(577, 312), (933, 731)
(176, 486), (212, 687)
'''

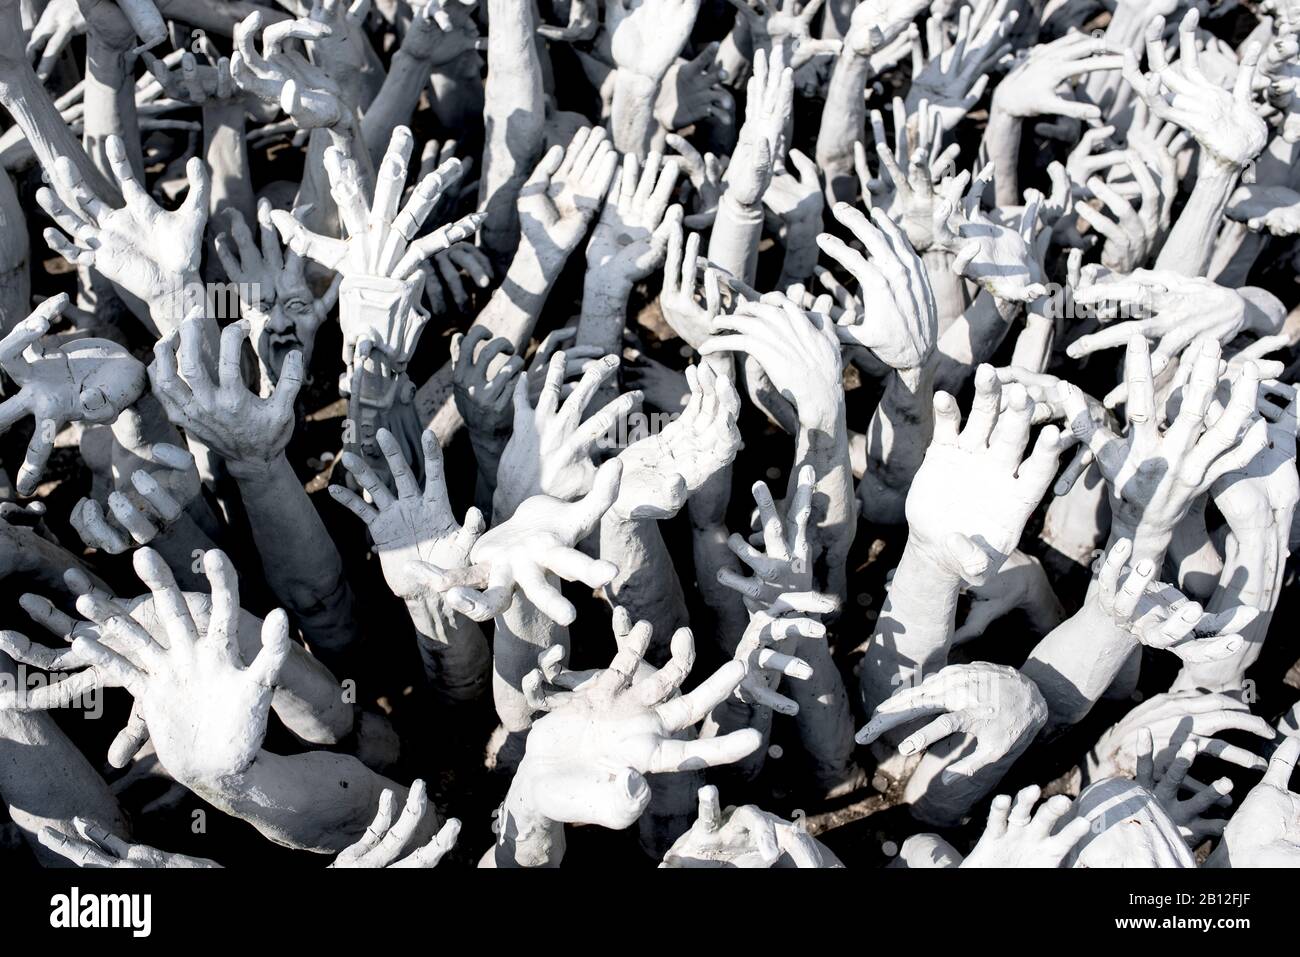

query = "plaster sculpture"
(0, 0), (1298, 883)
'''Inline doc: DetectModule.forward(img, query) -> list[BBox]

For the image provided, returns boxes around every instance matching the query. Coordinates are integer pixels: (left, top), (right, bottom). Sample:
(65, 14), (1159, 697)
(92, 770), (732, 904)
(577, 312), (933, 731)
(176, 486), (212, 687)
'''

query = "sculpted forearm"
(407, 598), (491, 703)
(202, 749), (424, 853)
(816, 51), (871, 204)
(493, 593), (564, 733)
(599, 511), (690, 642)
(233, 455), (358, 661)
(0, 657), (129, 865)
(796, 409), (855, 601)
(611, 70), (660, 157)
(1155, 158), (1240, 277)
(479, 0), (545, 265)
(708, 192), (764, 285)
(203, 101), (255, 227)
(859, 365), (936, 526)
(860, 542), (961, 713)
(1021, 585), (1134, 730)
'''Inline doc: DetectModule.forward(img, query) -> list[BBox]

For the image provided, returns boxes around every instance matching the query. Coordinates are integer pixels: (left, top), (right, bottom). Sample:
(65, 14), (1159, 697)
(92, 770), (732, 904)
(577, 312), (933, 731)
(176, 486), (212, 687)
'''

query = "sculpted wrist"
(226, 450), (289, 483)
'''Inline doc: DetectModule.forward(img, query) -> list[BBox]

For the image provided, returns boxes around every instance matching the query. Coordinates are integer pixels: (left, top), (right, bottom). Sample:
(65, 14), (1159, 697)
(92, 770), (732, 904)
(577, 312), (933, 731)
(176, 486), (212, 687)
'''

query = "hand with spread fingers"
(817, 202), (938, 371)
(332, 427), (485, 602)
(269, 126), (483, 371)
(0, 296), (147, 496)
(1122, 10), (1268, 170)
(1135, 730), (1235, 846)
(37, 135), (209, 331)
(1066, 269), (1282, 372)
(442, 459), (625, 625)
(903, 378), (1071, 586)
(230, 10), (351, 131)
(1060, 336), (1268, 560)
(495, 616), (762, 865)
(149, 315), (302, 475)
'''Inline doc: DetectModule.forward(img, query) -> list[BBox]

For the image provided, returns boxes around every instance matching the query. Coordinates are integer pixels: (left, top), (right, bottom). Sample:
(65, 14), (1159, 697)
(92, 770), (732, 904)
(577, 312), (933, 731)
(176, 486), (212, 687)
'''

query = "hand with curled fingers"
(656, 43), (734, 133)
(960, 785), (1093, 867)
(727, 0), (842, 70)
(700, 292), (843, 428)
(330, 780), (461, 868)
(661, 784), (843, 867)
(39, 817), (221, 868)
(450, 326), (525, 443)
(149, 314), (302, 476)
(422, 241), (494, 316)
(1074, 154), (1167, 272)
(1092, 537), (1257, 665)
(992, 364), (1115, 496)
(399, 0), (483, 68)
(0, 295), (147, 495)
(141, 47), (263, 112)
(953, 548), (1066, 645)
(230, 10), (350, 130)
(1227, 183), (1300, 236)
(947, 175), (1049, 304)
(857, 663), (1048, 771)
(725, 594), (831, 717)
(1085, 689), (1276, 784)
(526, 329), (608, 405)
(37, 135), (209, 330)
(70, 441), (195, 555)
(1066, 269), (1281, 373)
(719, 465), (818, 609)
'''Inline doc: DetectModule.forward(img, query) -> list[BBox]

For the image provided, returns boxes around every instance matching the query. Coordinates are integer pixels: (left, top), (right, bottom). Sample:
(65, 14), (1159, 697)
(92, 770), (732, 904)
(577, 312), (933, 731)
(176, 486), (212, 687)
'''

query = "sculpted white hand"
(0, 296), (147, 495)
(330, 781), (461, 868)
